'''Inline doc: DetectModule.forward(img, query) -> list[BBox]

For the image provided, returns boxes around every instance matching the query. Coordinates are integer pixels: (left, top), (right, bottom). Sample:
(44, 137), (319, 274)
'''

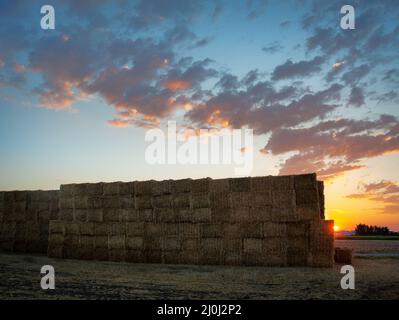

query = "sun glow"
(333, 225), (340, 232)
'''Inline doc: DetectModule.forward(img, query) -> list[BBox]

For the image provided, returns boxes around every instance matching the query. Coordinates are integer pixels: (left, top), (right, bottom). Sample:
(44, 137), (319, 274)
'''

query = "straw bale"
(135, 180), (155, 196)
(193, 208), (211, 222)
(49, 220), (65, 235)
(93, 248), (109, 261)
(65, 222), (80, 235)
(119, 182), (135, 195)
(230, 177), (251, 192)
(145, 250), (162, 263)
(175, 208), (193, 222)
(59, 209), (73, 221)
(94, 222), (108, 236)
(145, 222), (163, 237)
(271, 175), (294, 190)
(138, 209), (154, 222)
(126, 222), (145, 237)
(162, 236), (181, 251)
(87, 196), (103, 209)
(80, 222), (94, 236)
(126, 250), (144, 263)
(153, 195), (172, 208)
(191, 178), (211, 193)
(74, 209), (87, 222)
(181, 238), (200, 251)
(154, 208), (175, 222)
(119, 196), (135, 209)
(108, 222), (126, 235)
(95, 236), (108, 249)
(191, 193), (210, 208)
(210, 192), (231, 208)
(210, 178), (230, 193)
(126, 236), (144, 250)
(271, 205), (298, 222)
(103, 208), (120, 222)
(86, 183), (103, 196)
(230, 207), (248, 222)
(87, 209), (103, 222)
(201, 223), (222, 238)
(163, 250), (180, 264)
(250, 176), (272, 192)
(223, 223), (241, 239)
(293, 173), (317, 189)
(47, 243), (63, 258)
(179, 250), (199, 265)
(173, 193), (191, 208)
(136, 196), (153, 209)
(179, 223), (200, 238)
(171, 178), (191, 194)
(162, 223), (179, 236)
(74, 195), (88, 209)
(145, 236), (162, 250)
(152, 180), (171, 196)
(109, 235), (125, 249)
(109, 249), (126, 262)
(103, 182), (121, 196)
(231, 192), (251, 208)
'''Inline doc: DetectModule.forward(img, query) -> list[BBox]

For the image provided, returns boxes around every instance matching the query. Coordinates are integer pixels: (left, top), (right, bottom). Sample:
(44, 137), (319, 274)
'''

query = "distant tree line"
(355, 224), (398, 236)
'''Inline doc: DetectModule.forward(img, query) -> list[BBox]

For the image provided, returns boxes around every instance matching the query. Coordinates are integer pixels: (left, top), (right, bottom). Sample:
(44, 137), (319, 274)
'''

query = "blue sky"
(0, 0), (399, 229)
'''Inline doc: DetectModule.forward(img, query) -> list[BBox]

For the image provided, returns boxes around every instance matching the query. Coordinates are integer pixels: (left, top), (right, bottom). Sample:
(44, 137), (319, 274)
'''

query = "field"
(0, 240), (398, 300)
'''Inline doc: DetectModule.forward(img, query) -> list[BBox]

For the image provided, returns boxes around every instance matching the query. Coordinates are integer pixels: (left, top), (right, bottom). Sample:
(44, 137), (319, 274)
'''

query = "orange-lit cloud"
(164, 79), (191, 91)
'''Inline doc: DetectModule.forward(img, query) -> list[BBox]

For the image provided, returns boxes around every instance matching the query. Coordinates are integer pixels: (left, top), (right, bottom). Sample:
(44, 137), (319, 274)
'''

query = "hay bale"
(201, 223), (223, 238)
(210, 192), (231, 208)
(317, 181), (325, 219)
(87, 196), (103, 209)
(172, 193), (191, 208)
(213, 207), (233, 223)
(262, 239), (288, 266)
(60, 197), (74, 210)
(231, 192), (251, 208)
(80, 222), (94, 236)
(175, 208), (193, 222)
(38, 210), (50, 222)
(263, 222), (287, 237)
(93, 248), (109, 261)
(49, 220), (65, 235)
(59, 209), (73, 221)
(154, 208), (175, 222)
(25, 223), (40, 241)
(126, 236), (144, 250)
(179, 223), (200, 238)
(162, 223), (179, 236)
(249, 206), (272, 222)
(138, 209), (155, 222)
(47, 243), (63, 258)
(135, 180), (155, 196)
(287, 238), (308, 266)
(230, 207), (248, 223)
(230, 177), (251, 192)
(293, 173), (317, 189)
(64, 234), (80, 248)
(74, 195), (88, 209)
(152, 195), (172, 209)
(103, 208), (120, 222)
(307, 251), (334, 267)
(251, 191), (272, 207)
(145, 236), (162, 250)
(0, 240), (14, 251)
(95, 236), (108, 249)
(191, 193), (210, 208)
(126, 249), (144, 263)
(152, 180), (171, 196)
(108, 235), (125, 249)
(287, 222), (309, 237)
(162, 236), (181, 251)
(65, 222), (80, 235)
(109, 249), (126, 262)
(13, 240), (26, 252)
(163, 250), (180, 264)
(250, 176), (272, 192)
(271, 205), (298, 222)
(241, 222), (263, 238)
(191, 178), (211, 193)
(181, 238), (200, 251)
(124, 209), (139, 222)
(145, 222), (163, 237)
(103, 182), (121, 196)
(74, 209), (87, 222)
(14, 191), (27, 202)
(243, 238), (262, 253)
(179, 250), (199, 265)
(223, 223), (241, 239)
(193, 208), (211, 222)
(334, 247), (352, 264)
(1, 222), (16, 240)
(86, 183), (103, 196)
(271, 175), (294, 190)
(120, 196), (135, 209)
(171, 179), (191, 194)
(94, 223), (108, 236)
(103, 196), (120, 209)
(87, 209), (103, 222)
(108, 222), (126, 235)
(136, 196), (153, 209)
(72, 184), (88, 196)
(210, 178), (230, 193)
(126, 222), (145, 237)
(119, 182), (135, 195)
(222, 238), (242, 252)
(295, 189), (320, 220)
(145, 250), (162, 263)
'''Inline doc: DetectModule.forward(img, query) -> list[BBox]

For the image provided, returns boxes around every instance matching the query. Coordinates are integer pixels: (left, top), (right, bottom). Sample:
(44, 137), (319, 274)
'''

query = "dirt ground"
(0, 240), (398, 300)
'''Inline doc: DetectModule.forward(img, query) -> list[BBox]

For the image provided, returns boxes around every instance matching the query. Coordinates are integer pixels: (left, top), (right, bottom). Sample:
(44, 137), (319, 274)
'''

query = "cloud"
(264, 115), (399, 180)
(347, 180), (399, 214)
(262, 41), (283, 54)
(271, 56), (325, 81)
(348, 86), (365, 107)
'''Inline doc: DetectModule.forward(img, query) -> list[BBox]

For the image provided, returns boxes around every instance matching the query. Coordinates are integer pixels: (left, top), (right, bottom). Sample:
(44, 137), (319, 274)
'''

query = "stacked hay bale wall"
(48, 173), (333, 267)
(0, 190), (59, 253)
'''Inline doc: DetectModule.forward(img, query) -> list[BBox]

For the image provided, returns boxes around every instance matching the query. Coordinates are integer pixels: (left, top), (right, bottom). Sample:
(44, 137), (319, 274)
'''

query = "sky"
(0, 0), (398, 230)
